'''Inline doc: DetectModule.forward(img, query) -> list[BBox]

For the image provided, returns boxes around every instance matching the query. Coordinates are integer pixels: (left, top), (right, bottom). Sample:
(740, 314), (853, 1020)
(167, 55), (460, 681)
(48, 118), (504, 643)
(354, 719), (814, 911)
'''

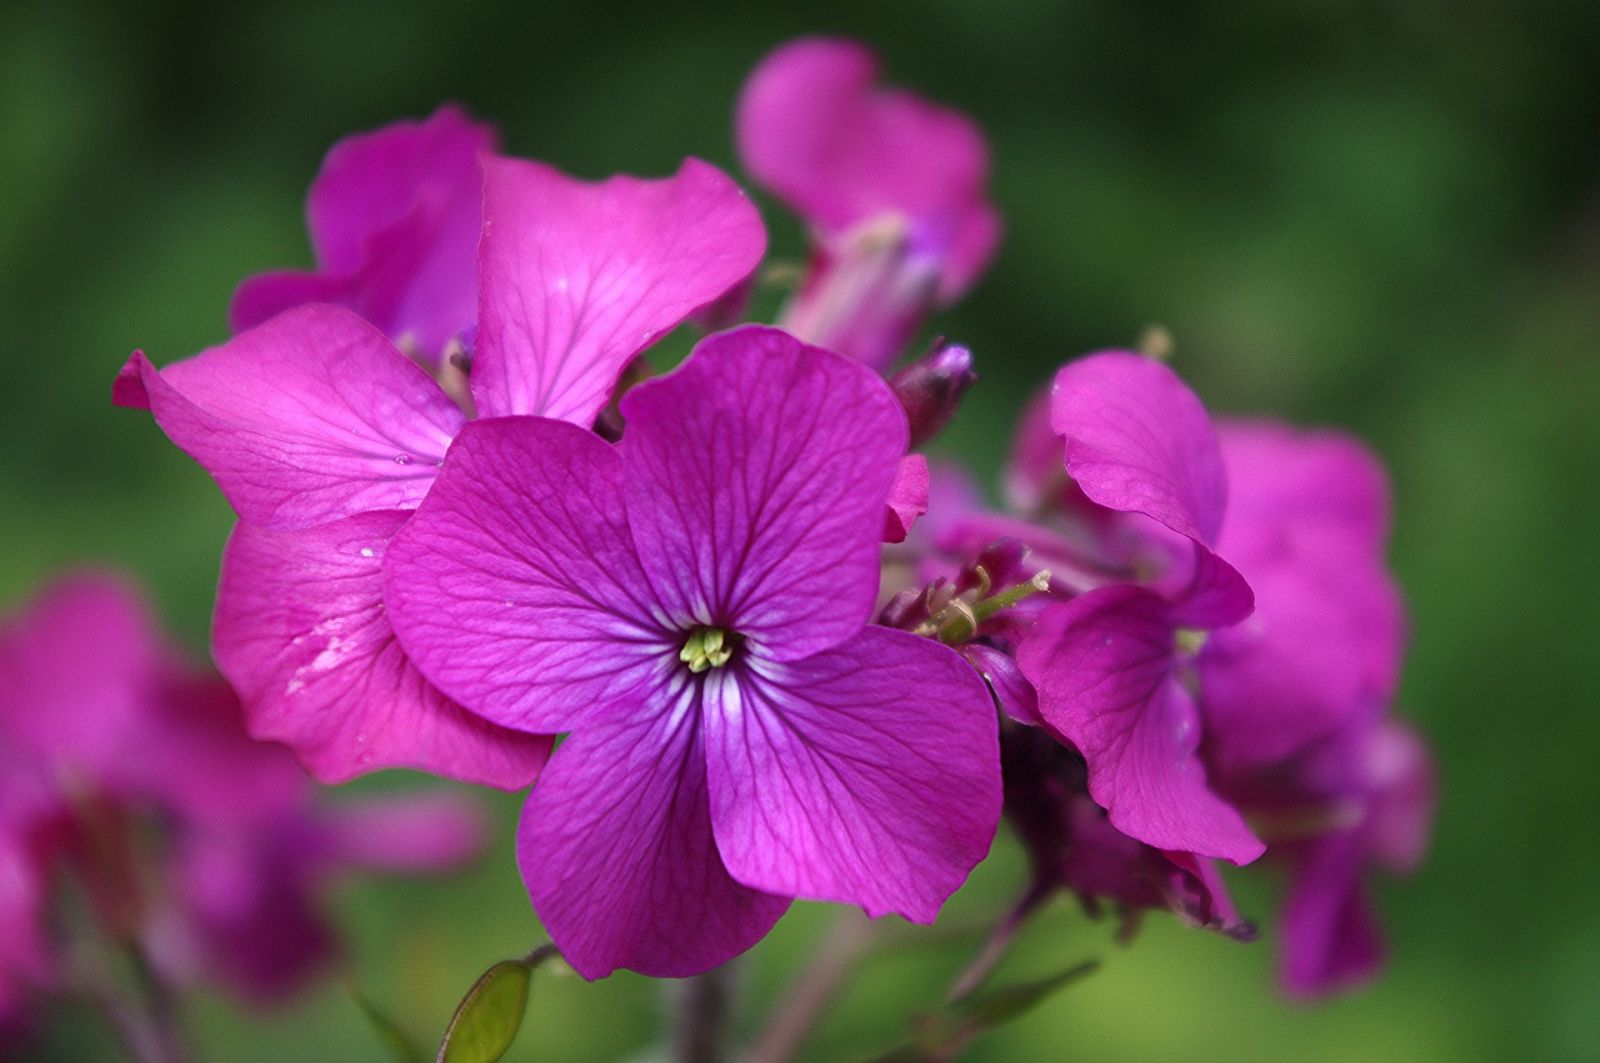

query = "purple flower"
(229, 105), (495, 362)
(1016, 352), (1263, 865)
(115, 154), (765, 785)
(737, 38), (1000, 369)
(0, 828), (49, 1029)
(1199, 421), (1405, 771)
(1221, 716), (1433, 998)
(1193, 421), (1428, 997)
(384, 325), (1002, 978)
(0, 572), (492, 1013)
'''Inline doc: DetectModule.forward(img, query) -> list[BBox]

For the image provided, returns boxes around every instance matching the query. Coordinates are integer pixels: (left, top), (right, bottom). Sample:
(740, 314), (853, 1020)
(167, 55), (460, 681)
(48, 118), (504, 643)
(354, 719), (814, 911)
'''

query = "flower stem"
(125, 943), (187, 1063)
(676, 961), (734, 1063)
(945, 882), (1051, 1004)
(748, 909), (880, 1063)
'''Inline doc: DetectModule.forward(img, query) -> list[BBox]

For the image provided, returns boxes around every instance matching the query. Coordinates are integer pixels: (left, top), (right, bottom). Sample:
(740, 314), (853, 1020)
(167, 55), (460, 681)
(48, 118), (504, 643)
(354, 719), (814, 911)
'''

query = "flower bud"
(889, 340), (977, 448)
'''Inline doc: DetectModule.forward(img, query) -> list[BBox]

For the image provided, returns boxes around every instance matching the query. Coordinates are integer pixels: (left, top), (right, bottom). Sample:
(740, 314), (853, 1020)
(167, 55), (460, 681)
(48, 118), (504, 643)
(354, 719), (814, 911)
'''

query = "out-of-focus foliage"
(2, 1), (1596, 1059)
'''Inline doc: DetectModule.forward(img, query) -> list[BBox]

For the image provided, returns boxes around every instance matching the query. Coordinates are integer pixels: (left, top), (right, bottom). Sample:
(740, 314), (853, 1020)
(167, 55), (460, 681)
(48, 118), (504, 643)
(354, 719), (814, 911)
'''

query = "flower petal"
(963, 643), (1040, 725)
(317, 792), (487, 873)
(518, 693), (790, 979)
(1050, 351), (1228, 546)
(116, 305), (464, 529)
(882, 453), (929, 543)
(735, 37), (997, 297)
(472, 156), (765, 424)
(1201, 422), (1405, 766)
(1277, 833), (1385, 999)
(1018, 587), (1263, 864)
(230, 104), (493, 357)
(385, 417), (669, 734)
(214, 512), (549, 788)
(619, 326), (907, 660)
(704, 627), (1000, 922)
(169, 828), (337, 1002)
(0, 573), (159, 783)
(0, 829), (51, 1002)
(1200, 555), (1399, 768)
(1217, 420), (1392, 556)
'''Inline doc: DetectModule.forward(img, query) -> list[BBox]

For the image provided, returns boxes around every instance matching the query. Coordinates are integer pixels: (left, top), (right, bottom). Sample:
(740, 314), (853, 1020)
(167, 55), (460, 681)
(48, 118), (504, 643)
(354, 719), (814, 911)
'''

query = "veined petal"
(619, 326), (906, 659)
(214, 513), (549, 788)
(116, 305), (464, 530)
(1018, 587), (1264, 865)
(518, 691), (790, 979)
(231, 104), (493, 357)
(472, 156), (765, 424)
(1050, 351), (1229, 547)
(385, 417), (670, 734)
(704, 627), (1001, 922)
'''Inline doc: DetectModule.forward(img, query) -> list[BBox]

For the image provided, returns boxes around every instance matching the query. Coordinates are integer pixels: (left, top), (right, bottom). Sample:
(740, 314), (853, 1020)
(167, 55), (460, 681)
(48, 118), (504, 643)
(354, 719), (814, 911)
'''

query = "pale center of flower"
(678, 626), (735, 674)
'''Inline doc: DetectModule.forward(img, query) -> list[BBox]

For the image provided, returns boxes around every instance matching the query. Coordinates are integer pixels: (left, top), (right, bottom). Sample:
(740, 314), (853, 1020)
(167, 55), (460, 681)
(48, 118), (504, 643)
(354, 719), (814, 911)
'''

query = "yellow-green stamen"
(679, 627), (734, 673)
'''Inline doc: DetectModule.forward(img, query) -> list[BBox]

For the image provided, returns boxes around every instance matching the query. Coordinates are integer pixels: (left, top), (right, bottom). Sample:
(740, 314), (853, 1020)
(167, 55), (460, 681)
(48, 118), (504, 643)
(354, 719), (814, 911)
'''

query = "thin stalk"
(676, 961), (734, 1063)
(747, 910), (880, 1063)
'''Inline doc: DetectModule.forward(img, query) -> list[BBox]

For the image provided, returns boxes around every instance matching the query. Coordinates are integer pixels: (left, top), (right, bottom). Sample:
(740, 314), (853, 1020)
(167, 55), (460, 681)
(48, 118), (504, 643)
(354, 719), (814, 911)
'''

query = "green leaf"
(345, 983), (425, 1063)
(437, 948), (558, 1063)
(960, 960), (1100, 1031)
(860, 961), (1101, 1062)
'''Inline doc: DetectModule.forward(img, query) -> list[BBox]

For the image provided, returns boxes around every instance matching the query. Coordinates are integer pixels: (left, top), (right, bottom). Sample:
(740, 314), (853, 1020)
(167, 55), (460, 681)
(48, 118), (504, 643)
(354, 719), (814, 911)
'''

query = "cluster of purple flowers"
(111, 37), (1431, 998)
(0, 574), (484, 1032)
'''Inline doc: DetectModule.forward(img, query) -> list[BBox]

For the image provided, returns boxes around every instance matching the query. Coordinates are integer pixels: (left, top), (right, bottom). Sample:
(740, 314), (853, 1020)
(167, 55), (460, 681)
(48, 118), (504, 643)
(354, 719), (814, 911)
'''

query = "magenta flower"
(1192, 422), (1427, 997)
(230, 104), (495, 361)
(1222, 716), (1433, 998)
(1199, 421), (1406, 771)
(1015, 352), (1263, 865)
(0, 572), (491, 1013)
(0, 826), (49, 1029)
(737, 38), (1000, 368)
(116, 155), (765, 785)
(384, 326), (1002, 978)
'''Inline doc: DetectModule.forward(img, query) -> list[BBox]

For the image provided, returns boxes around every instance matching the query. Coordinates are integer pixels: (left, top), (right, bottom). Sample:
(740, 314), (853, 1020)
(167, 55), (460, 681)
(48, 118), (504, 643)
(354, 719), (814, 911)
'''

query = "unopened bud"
(889, 340), (977, 448)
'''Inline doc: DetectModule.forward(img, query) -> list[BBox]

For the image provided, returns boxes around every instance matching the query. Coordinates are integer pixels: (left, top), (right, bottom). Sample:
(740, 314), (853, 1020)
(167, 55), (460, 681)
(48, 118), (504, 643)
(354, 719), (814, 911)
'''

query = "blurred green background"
(4, 0), (1598, 1059)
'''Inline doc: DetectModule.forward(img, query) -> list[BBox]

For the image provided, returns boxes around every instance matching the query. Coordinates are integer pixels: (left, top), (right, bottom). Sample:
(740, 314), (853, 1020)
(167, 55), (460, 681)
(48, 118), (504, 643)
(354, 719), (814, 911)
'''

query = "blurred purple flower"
(384, 326), (1002, 978)
(1196, 421), (1429, 997)
(115, 155), (765, 785)
(229, 105), (495, 363)
(737, 37), (1000, 369)
(1200, 422), (1406, 771)
(0, 573), (491, 1016)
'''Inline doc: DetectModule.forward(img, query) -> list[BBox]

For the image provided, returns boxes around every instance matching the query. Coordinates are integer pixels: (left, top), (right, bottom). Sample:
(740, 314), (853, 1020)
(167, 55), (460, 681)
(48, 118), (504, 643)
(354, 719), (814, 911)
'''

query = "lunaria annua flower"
(114, 147), (764, 787)
(916, 350), (1431, 993)
(229, 104), (494, 363)
(0, 572), (487, 1021)
(737, 37), (1000, 369)
(383, 326), (1004, 978)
